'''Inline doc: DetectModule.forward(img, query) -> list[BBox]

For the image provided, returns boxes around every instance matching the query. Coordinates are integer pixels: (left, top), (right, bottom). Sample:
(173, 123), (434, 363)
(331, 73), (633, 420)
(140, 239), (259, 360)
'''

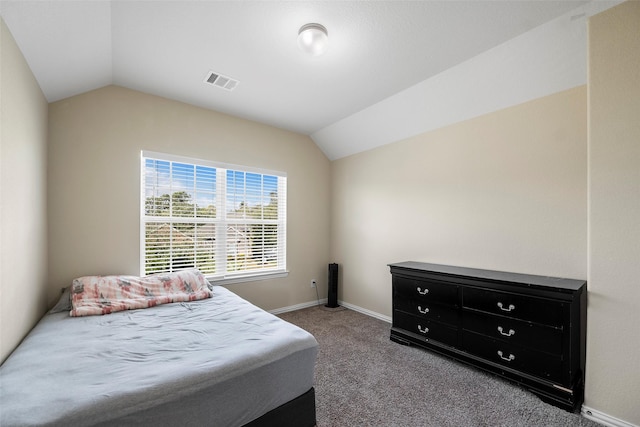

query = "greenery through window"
(141, 151), (286, 279)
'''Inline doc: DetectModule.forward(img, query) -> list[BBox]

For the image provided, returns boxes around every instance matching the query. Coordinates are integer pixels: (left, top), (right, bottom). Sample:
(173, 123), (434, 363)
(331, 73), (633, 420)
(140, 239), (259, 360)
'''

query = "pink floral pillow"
(70, 269), (213, 317)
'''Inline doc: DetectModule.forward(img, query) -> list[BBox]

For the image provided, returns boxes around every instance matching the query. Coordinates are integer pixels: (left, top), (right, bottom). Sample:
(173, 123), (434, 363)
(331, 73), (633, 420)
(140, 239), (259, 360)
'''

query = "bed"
(0, 271), (318, 426)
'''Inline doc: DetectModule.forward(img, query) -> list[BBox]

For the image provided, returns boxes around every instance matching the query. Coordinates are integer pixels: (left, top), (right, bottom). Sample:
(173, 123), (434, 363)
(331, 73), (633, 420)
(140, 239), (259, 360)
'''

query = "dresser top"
(388, 261), (586, 292)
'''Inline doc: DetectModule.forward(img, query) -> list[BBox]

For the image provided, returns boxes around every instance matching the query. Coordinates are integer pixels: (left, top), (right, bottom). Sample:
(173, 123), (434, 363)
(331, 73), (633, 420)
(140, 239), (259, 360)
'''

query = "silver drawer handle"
(497, 302), (515, 312)
(417, 306), (430, 314)
(497, 326), (515, 337)
(417, 287), (429, 295)
(417, 325), (429, 334)
(497, 350), (515, 362)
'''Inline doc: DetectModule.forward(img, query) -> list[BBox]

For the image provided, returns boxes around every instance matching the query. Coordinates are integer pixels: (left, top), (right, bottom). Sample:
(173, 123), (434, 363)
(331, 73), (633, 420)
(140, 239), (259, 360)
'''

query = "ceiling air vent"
(205, 71), (239, 91)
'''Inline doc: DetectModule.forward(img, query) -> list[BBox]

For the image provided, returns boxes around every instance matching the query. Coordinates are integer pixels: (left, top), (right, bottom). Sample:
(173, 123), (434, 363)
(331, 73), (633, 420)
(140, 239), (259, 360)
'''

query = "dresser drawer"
(462, 331), (563, 383)
(394, 298), (458, 326)
(463, 287), (565, 326)
(462, 310), (563, 355)
(394, 276), (459, 306)
(393, 311), (458, 347)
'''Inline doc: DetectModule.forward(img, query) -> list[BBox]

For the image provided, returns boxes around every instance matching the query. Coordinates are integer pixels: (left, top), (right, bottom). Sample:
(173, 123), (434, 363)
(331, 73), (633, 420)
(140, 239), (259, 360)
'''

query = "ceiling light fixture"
(297, 23), (328, 56)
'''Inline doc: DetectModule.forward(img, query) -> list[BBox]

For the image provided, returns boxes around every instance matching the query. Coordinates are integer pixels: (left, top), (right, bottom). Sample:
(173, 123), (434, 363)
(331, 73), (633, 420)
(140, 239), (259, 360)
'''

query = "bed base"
(244, 387), (316, 427)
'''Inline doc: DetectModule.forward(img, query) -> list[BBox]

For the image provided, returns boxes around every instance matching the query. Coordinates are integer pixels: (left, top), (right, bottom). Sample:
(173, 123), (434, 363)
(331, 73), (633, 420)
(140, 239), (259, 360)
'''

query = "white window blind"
(141, 151), (286, 281)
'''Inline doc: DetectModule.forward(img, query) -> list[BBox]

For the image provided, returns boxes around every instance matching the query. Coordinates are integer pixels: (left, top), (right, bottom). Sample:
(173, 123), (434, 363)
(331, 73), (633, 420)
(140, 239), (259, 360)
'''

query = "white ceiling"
(1, 0), (593, 158)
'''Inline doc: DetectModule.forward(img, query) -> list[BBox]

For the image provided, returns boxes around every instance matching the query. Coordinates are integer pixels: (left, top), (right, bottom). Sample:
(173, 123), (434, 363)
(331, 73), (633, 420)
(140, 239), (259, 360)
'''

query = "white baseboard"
(269, 298), (392, 324)
(336, 300), (392, 323)
(268, 298), (327, 315)
(582, 406), (638, 427)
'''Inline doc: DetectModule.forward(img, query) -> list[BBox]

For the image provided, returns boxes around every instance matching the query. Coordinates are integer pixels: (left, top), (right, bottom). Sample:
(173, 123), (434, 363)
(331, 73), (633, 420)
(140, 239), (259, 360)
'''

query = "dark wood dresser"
(389, 261), (586, 412)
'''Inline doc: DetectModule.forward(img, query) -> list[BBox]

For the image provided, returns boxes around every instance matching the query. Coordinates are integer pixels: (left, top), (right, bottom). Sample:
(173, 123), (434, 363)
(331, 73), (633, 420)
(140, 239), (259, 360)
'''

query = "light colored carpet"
(278, 306), (600, 427)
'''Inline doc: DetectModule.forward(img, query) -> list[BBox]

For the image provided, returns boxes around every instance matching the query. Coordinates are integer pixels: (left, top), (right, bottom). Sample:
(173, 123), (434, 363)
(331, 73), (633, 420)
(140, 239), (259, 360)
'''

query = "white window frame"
(140, 150), (287, 284)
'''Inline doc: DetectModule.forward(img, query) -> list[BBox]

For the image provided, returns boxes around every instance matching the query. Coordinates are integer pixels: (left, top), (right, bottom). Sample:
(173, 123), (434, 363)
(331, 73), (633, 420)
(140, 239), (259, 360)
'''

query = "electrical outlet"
(310, 279), (317, 288)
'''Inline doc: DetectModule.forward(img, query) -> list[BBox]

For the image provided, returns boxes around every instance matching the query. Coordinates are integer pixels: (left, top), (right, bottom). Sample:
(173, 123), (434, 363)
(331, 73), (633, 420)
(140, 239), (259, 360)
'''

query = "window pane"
(246, 173), (261, 206)
(226, 224), (248, 273)
(263, 224), (278, 267)
(195, 192), (216, 218)
(145, 159), (171, 187)
(144, 159), (172, 217)
(172, 163), (195, 191)
(225, 223), (281, 273)
(226, 170), (243, 218)
(249, 223), (279, 268)
(195, 165), (216, 191)
(145, 223), (171, 274)
(172, 191), (195, 217)
(264, 175), (279, 220)
(142, 152), (286, 277)
(195, 165), (216, 219)
(171, 222), (195, 270)
(194, 223), (216, 274)
(145, 190), (171, 216)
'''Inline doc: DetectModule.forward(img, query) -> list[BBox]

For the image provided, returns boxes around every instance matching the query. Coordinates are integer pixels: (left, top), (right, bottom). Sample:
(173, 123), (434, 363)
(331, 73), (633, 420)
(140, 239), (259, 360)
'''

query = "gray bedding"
(0, 286), (318, 426)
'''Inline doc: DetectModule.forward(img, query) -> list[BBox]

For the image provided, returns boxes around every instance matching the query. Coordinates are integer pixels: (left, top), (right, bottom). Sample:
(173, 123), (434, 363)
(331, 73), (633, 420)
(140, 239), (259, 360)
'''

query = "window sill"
(208, 270), (289, 286)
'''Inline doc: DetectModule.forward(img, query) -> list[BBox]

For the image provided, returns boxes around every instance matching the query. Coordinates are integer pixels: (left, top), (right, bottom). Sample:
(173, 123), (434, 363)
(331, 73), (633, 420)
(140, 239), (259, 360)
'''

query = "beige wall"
(48, 85), (331, 311)
(331, 85), (587, 318)
(587, 2), (640, 424)
(0, 19), (49, 363)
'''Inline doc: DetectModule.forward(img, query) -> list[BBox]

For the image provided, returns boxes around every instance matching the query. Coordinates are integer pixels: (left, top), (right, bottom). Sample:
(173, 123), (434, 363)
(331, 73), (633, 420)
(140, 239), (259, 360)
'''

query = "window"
(141, 151), (287, 282)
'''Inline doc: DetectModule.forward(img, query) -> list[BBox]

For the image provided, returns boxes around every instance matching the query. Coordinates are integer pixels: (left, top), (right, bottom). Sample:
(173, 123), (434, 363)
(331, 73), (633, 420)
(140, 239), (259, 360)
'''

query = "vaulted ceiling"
(1, 1), (595, 159)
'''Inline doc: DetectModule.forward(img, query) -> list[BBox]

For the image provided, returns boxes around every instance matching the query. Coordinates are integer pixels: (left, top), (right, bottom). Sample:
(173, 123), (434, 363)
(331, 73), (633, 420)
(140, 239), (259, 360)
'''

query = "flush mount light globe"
(297, 23), (328, 56)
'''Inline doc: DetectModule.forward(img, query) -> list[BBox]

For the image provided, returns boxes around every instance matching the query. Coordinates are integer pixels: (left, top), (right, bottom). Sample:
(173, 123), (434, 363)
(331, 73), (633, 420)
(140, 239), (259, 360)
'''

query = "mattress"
(0, 286), (318, 426)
